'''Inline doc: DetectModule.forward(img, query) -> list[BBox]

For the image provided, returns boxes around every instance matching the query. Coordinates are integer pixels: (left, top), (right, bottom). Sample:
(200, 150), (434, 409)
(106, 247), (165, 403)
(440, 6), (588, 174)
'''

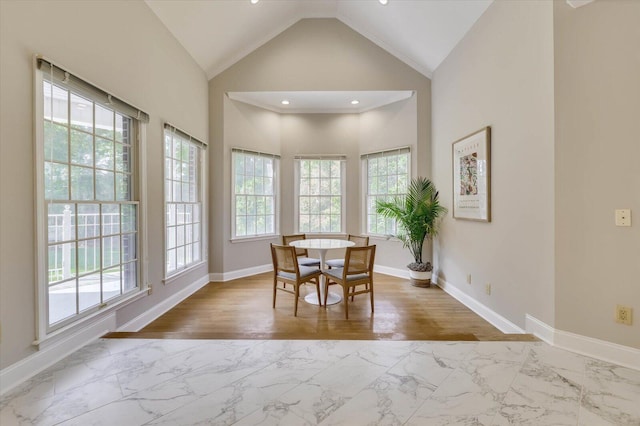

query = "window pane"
(48, 203), (75, 243)
(115, 144), (130, 172)
(77, 204), (100, 239)
(43, 82), (68, 124)
(45, 162), (69, 200)
(44, 121), (69, 163)
(48, 242), (76, 283)
(71, 166), (94, 200)
(70, 93), (93, 133)
(115, 114), (126, 143)
(121, 204), (136, 233)
(102, 204), (120, 235)
(96, 170), (115, 201)
(122, 233), (136, 263)
(95, 105), (114, 139)
(103, 266), (121, 302)
(102, 235), (120, 268)
(69, 130), (92, 164)
(123, 261), (137, 292)
(49, 280), (76, 324)
(78, 272), (101, 312)
(95, 137), (114, 170)
(77, 238), (100, 275)
(167, 204), (176, 226)
(116, 173), (130, 201)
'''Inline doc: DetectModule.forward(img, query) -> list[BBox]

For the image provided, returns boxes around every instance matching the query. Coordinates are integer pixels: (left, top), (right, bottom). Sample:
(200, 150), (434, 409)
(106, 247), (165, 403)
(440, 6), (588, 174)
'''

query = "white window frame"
(163, 124), (208, 280)
(34, 57), (148, 342)
(294, 156), (347, 235)
(231, 148), (280, 241)
(361, 147), (411, 237)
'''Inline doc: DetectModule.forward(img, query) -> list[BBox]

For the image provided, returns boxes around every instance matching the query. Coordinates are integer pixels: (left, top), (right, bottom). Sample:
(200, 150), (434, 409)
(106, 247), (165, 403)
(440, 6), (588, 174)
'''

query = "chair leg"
(315, 278), (322, 307)
(294, 284), (299, 317)
(273, 277), (277, 308)
(343, 285), (349, 319)
(370, 285), (374, 313)
(323, 279), (329, 306)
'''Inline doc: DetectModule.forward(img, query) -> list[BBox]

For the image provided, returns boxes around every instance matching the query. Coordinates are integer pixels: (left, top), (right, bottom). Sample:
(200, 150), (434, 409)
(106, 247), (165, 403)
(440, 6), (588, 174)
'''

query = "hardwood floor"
(107, 272), (537, 342)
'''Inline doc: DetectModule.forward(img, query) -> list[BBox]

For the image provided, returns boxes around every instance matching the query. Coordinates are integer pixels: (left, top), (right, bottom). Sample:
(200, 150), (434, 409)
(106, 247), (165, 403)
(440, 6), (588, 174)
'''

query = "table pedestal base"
(304, 291), (342, 306)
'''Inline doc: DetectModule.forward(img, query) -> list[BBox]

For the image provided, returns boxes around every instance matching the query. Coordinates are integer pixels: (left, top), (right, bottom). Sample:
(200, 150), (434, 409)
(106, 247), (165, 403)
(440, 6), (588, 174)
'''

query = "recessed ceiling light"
(281, 100), (290, 105)
(250, 0), (259, 4)
(351, 100), (360, 105)
(379, 0), (388, 5)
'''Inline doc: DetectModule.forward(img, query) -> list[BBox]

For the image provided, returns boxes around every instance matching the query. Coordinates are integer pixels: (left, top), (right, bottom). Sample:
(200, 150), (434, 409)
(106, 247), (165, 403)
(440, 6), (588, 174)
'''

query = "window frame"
(361, 147), (412, 237)
(230, 148), (280, 241)
(34, 57), (148, 340)
(294, 156), (347, 235)
(163, 124), (208, 280)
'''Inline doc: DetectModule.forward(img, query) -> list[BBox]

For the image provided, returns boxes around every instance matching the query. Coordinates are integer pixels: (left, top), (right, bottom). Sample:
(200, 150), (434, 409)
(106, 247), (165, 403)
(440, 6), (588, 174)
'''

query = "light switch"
(615, 209), (631, 227)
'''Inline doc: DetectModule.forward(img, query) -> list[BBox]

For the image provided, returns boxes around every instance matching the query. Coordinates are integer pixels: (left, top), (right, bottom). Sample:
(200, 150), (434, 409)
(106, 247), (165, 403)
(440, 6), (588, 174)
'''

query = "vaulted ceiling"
(145, 0), (493, 80)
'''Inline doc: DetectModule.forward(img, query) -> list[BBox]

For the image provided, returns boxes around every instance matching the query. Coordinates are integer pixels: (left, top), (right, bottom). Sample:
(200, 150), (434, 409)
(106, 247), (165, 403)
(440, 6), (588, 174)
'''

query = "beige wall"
(0, 0), (208, 368)
(554, 0), (640, 348)
(209, 18), (431, 274)
(432, 1), (556, 329)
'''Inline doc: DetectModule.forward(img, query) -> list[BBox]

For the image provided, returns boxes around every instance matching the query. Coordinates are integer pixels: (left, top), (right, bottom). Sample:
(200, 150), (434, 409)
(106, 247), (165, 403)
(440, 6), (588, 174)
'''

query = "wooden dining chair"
(322, 245), (376, 319)
(271, 243), (322, 316)
(325, 234), (370, 269)
(282, 234), (321, 267)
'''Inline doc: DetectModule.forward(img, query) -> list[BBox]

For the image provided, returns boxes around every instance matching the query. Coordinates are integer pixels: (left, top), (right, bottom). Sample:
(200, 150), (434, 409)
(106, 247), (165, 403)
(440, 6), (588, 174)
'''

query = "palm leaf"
(375, 177), (447, 264)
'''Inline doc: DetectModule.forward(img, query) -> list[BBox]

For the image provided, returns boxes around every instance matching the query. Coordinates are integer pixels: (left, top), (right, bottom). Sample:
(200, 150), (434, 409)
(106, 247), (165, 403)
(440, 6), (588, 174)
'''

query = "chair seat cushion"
(323, 268), (369, 282)
(325, 259), (345, 268)
(278, 265), (321, 281)
(297, 257), (321, 266)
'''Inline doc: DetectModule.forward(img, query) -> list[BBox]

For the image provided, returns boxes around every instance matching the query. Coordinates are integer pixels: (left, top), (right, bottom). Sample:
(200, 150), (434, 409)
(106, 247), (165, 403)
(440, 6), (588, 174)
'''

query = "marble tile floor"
(1, 339), (638, 425)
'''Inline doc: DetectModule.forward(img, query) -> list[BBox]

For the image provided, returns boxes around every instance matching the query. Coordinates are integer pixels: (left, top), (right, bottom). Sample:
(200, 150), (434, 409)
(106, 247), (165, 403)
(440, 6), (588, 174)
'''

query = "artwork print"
(459, 152), (478, 195)
(452, 127), (491, 222)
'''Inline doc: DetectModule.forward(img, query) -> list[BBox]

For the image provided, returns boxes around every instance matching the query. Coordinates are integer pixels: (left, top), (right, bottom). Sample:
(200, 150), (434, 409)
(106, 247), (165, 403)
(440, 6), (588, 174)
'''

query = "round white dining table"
(288, 238), (355, 306)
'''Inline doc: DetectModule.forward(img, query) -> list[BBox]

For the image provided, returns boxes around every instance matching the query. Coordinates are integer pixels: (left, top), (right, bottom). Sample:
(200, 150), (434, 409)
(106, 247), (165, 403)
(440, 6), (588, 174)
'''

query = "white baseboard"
(526, 314), (640, 371)
(209, 263), (272, 282)
(117, 274), (210, 332)
(435, 277), (526, 334)
(0, 313), (116, 396)
(373, 264), (410, 279)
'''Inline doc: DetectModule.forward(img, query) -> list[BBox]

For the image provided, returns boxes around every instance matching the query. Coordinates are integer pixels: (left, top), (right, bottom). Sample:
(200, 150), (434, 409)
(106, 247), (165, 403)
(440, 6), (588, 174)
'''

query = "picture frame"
(452, 126), (491, 222)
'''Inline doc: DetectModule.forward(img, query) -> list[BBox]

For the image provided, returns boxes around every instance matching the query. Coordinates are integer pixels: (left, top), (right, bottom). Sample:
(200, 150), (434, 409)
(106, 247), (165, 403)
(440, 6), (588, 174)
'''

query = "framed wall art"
(452, 126), (491, 222)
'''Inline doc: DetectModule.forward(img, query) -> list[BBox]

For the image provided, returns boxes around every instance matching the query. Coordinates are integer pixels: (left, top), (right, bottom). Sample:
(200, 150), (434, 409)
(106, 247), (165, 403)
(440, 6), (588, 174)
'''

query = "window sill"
(164, 260), (208, 285)
(230, 235), (280, 243)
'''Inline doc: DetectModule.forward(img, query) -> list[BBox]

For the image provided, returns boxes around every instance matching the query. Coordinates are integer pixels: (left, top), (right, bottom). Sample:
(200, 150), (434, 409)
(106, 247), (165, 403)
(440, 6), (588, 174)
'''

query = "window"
(164, 125), (206, 277)
(363, 148), (410, 235)
(37, 58), (148, 332)
(232, 149), (279, 239)
(295, 157), (346, 233)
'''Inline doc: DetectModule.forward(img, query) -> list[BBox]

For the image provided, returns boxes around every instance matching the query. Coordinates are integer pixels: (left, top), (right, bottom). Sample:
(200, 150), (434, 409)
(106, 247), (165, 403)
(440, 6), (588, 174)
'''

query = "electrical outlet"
(485, 283), (491, 295)
(467, 274), (472, 284)
(615, 305), (633, 325)
(615, 209), (631, 227)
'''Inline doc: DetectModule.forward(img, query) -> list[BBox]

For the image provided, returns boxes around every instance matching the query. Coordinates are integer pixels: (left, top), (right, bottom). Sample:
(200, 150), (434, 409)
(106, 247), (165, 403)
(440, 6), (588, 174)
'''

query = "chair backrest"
(282, 234), (308, 257)
(344, 245), (376, 276)
(271, 243), (299, 274)
(348, 234), (369, 247)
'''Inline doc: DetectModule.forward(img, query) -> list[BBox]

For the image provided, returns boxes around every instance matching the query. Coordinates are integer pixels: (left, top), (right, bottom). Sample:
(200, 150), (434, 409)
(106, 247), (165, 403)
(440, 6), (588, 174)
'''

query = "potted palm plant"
(376, 177), (447, 287)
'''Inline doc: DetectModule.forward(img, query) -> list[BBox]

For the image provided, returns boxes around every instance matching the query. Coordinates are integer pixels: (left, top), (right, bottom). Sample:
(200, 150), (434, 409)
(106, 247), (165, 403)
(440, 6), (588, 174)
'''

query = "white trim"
(373, 264), (410, 279)
(209, 263), (273, 282)
(526, 315), (640, 371)
(0, 313), (116, 396)
(435, 277), (526, 334)
(163, 261), (208, 285)
(525, 314), (555, 344)
(117, 274), (210, 332)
